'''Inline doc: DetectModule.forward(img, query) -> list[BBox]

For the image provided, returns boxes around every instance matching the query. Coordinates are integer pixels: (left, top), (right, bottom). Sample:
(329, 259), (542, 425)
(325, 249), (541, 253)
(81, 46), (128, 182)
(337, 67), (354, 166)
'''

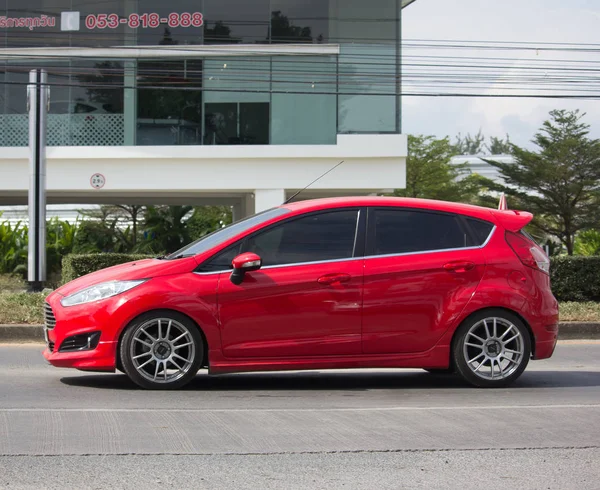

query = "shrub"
(62, 253), (154, 284)
(551, 256), (600, 302)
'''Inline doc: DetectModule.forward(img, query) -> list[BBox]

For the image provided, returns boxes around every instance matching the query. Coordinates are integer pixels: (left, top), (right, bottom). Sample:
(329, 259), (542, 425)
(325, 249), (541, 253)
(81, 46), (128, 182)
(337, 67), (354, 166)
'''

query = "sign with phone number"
(85, 12), (204, 29)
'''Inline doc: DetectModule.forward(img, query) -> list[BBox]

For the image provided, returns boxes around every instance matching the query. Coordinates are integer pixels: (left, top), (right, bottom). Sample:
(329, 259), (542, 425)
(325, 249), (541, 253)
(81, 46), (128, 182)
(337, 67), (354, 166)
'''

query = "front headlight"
(60, 280), (147, 307)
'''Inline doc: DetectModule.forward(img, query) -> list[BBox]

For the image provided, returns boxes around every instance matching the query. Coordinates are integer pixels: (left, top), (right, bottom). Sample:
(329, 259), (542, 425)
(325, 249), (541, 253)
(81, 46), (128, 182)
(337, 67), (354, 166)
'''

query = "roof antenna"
(284, 160), (345, 205)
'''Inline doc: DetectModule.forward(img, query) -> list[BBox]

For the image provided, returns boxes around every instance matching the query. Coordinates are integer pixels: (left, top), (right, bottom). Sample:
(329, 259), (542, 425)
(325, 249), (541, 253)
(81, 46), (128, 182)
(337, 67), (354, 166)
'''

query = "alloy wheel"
(129, 318), (196, 384)
(462, 316), (526, 381)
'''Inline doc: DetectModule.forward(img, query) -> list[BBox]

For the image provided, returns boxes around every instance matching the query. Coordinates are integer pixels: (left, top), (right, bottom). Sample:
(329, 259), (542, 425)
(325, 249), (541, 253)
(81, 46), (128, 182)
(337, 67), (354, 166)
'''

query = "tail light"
(505, 231), (550, 274)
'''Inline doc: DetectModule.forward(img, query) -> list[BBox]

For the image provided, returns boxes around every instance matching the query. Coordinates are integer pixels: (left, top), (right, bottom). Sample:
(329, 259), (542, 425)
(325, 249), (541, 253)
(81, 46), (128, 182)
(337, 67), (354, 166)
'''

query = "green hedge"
(62, 253), (154, 284)
(551, 256), (600, 302)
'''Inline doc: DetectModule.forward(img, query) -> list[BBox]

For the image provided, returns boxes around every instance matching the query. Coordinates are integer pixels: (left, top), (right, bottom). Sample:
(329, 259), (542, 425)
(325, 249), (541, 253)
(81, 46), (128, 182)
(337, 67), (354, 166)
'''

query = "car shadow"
(60, 369), (600, 391)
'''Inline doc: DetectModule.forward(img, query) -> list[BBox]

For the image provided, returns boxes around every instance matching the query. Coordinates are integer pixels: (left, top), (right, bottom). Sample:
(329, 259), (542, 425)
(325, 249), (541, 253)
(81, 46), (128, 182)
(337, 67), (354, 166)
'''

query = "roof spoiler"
(491, 193), (533, 232)
(498, 193), (508, 211)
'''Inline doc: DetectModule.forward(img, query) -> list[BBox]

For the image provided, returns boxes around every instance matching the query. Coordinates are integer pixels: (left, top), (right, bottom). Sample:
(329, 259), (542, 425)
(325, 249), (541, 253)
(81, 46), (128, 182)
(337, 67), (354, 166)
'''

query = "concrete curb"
(0, 322), (599, 343)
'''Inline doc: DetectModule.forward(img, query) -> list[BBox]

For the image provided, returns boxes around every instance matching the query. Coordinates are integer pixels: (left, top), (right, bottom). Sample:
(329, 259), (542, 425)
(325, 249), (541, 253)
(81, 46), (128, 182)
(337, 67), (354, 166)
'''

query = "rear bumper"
(532, 322), (559, 360)
(534, 337), (558, 360)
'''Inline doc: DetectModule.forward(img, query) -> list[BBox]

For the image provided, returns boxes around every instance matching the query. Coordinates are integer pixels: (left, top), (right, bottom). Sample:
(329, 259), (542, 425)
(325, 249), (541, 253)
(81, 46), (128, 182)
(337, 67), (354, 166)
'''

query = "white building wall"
(0, 133), (407, 216)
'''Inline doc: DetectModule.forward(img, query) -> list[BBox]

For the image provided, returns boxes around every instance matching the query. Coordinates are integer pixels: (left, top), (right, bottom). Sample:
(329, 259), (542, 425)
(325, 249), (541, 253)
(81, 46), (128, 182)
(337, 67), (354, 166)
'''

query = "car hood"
(54, 257), (198, 297)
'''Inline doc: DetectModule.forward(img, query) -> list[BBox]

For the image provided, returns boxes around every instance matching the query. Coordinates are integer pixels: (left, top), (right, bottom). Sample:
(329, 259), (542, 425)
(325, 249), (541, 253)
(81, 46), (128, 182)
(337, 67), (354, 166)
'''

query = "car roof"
(280, 196), (499, 222)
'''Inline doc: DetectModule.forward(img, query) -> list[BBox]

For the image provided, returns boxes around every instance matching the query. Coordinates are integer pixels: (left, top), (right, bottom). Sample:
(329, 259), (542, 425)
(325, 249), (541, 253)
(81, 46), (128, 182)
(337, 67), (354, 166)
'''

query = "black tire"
(423, 368), (454, 375)
(452, 309), (531, 388)
(120, 310), (204, 390)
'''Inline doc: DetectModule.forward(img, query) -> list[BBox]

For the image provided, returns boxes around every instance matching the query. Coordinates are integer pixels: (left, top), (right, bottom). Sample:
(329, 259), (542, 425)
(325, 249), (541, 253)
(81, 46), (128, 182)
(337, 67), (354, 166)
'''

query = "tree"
(394, 134), (482, 203)
(204, 21), (237, 44)
(486, 134), (512, 155)
(482, 109), (600, 255)
(186, 206), (232, 240)
(72, 220), (115, 254)
(270, 11), (312, 43)
(137, 205), (193, 255)
(574, 229), (600, 256)
(453, 130), (485, 155)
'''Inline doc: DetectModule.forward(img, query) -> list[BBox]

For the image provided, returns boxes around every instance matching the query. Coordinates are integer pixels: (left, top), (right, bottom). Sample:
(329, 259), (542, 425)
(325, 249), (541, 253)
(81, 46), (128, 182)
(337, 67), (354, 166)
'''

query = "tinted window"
(246, 209), (359, 266)
(370, 209), (469, 256)
(168, 207), (290, 259)
(201, 210), (359, 270)
(465, 218), (494, 246)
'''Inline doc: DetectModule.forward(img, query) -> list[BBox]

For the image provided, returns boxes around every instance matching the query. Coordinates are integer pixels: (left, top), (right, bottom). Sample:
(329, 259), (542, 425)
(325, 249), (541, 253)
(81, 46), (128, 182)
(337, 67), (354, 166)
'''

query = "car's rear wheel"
(120, 311), (204, 390)
(452, 309), (531, 388)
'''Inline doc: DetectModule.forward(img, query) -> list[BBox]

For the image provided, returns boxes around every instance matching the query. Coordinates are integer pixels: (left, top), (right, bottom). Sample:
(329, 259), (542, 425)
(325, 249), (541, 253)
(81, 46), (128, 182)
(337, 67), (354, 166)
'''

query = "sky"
(401, 0), (600, 150)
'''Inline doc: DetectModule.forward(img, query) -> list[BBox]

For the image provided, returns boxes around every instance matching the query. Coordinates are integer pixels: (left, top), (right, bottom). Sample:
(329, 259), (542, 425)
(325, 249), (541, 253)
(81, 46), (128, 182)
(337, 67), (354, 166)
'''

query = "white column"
(232, 201), (242, 223)
(254, 189), (286, 214)
(123, 61), (137, 146)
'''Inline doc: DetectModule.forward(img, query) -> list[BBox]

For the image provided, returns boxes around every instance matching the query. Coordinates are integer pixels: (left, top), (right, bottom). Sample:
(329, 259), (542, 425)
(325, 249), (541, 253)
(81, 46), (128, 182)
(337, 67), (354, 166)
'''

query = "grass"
(558, 302), (600, 322)
(0, 292), (46, 324)
(0, 274), (27, 293)
(0, 274), (47, 324)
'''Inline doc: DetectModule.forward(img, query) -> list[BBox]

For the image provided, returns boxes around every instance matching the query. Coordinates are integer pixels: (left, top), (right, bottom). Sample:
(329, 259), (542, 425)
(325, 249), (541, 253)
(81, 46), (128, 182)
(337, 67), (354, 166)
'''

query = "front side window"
(168, 207), (290, 259)
(369, 209), (470, 256)
(201, 209), (359, 271)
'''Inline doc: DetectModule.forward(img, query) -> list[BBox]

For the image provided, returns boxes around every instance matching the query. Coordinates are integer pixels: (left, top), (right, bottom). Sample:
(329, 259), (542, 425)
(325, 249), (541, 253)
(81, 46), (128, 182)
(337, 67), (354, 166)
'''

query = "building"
(0, 0), (412, 220)
(450, 154), (515, 184)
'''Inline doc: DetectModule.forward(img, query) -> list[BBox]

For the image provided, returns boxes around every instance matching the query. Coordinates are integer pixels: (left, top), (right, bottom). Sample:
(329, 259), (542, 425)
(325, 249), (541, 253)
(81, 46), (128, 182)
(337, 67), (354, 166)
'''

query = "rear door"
(362, 207), (493, 354)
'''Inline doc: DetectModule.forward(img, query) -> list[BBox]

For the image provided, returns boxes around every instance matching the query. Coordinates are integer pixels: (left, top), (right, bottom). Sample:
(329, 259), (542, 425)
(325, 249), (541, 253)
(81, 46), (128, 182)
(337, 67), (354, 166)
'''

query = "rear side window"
(369, 209), (470, 256)
(465, 218), (494, 246)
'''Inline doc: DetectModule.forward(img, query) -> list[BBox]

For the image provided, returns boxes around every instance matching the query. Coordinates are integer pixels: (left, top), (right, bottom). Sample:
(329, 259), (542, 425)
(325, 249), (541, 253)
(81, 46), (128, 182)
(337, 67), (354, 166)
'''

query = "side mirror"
(230, 252), (262, 285)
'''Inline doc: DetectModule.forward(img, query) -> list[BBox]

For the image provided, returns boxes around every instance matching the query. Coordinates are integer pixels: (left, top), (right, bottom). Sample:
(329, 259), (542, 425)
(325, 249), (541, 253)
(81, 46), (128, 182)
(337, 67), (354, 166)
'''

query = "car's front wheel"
(120, 311), (204, 390)
(452, 309), (531, 388)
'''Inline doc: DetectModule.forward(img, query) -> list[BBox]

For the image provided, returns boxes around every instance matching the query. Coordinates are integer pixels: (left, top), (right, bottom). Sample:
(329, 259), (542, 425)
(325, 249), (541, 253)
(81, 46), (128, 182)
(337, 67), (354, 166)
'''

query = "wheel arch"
(116, 308), (210, 372)
(449, 306), (536, 365)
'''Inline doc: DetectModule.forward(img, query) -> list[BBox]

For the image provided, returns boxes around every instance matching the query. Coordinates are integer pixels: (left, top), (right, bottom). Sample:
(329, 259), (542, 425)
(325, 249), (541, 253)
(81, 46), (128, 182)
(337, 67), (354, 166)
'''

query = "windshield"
(166, 207), (290, 259)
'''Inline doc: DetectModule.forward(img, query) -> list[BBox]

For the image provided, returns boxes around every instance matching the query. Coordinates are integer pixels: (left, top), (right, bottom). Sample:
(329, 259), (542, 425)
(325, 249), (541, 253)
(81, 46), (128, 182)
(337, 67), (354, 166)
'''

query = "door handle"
(318, 273), (351, 285)
(443, 261), (476, 273)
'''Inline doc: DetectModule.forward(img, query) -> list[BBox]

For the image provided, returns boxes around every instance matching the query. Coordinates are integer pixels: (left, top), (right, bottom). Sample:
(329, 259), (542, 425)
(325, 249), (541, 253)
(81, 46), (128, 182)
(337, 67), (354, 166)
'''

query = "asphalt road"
(0, 341), (599, 489)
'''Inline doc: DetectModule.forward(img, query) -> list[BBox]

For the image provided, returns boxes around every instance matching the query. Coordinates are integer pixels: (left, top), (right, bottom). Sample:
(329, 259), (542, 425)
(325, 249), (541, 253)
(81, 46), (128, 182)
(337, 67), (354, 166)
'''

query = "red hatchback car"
(43, 197), (559, 390)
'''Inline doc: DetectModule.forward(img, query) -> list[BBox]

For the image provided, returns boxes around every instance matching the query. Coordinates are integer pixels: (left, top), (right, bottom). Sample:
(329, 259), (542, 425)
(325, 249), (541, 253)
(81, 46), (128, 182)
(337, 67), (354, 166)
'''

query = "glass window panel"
(243, 210), (359, 266)
(71, 0), (127, 47)
(331, 0), (398, 133)
(271, 55), (336, 145)
(465, 218), (494, 246)
(203, 57), (270, 145)
(4, 0), (70, 47)
(371, 210), (469, 256)
(134, 0), (205, 46)
(136, 59), (203, 146)
(203, 58), (270, 104)
(338, 44), (396, 133)
(203, 0), (270, 45)
(329, 0), (396, 43)
(270, 0), (329, 44)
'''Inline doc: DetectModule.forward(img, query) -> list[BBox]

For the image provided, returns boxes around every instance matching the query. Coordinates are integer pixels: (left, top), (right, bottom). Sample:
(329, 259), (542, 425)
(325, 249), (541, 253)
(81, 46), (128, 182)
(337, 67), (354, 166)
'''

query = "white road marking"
(0, 404), (599, 413)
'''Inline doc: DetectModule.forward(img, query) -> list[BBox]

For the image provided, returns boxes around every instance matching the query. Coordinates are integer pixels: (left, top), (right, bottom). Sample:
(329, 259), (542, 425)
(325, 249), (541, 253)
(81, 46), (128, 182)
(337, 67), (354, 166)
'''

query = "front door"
(362, 207), (490, 354)
(214, 209), (365, 358)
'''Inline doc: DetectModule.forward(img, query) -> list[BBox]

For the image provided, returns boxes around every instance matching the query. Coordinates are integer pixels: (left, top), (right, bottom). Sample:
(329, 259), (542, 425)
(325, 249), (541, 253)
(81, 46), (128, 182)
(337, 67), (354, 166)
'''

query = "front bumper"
(43, 340), (118, 371)
(42, 292), (121, 372)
